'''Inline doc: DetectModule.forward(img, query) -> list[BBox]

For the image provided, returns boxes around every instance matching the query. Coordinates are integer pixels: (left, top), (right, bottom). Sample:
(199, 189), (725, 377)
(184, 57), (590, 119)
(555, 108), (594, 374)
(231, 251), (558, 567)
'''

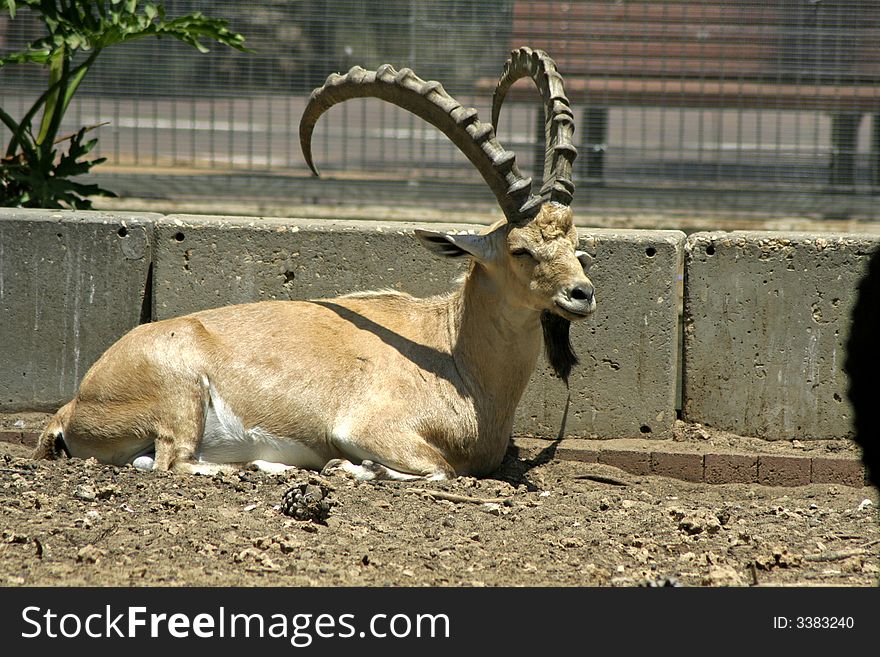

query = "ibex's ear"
(414, 229), (495, 261)
(575, 250), (594, 273)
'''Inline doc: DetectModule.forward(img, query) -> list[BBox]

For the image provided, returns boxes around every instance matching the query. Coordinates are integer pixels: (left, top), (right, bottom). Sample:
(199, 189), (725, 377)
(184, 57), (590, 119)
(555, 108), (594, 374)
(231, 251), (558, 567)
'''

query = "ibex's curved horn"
(492, 47), (577, 207)
(300, 64), (543, 223)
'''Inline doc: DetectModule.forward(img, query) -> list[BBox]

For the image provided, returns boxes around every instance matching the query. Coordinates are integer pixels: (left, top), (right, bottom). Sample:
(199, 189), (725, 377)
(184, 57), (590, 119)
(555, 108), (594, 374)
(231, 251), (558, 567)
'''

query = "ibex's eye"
(510, 248), (534, 259)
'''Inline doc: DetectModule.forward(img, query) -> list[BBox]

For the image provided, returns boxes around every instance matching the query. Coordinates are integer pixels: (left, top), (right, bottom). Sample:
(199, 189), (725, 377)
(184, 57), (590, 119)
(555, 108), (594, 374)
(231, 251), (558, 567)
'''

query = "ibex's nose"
(568, 283), (593, 303)
(568, 281), (595, 305)
(557, 280), (595, 318)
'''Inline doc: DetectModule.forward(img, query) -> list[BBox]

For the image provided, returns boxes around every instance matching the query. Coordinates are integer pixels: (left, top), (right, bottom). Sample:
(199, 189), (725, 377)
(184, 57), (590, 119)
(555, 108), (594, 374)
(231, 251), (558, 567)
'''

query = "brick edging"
(1, 431), (869, 487)
(514, 438), (869, 488)
(0, 431), (39, 449)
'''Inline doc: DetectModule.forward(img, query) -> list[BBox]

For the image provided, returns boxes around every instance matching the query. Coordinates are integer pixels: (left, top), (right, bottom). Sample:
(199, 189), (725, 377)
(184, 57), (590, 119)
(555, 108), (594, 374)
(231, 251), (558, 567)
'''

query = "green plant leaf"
(2, 125), (116, 209)
(35, 47), (66, 146)
(0, 47), (53, 67)
(59, 50), (100, 122)
(0, 105), (37, 163)
(0, 107), (22, 143)
(5, 60), (80, 157)
(2, 0), (250, 208)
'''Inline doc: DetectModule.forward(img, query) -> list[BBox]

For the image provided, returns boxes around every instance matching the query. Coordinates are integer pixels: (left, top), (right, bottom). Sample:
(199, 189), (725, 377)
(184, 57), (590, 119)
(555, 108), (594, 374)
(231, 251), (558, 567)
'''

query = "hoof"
(320, 458), (349, 477)
(359, 459), (390, 479)
(320, 458), (385, 481)
(132, 455), (155, 471)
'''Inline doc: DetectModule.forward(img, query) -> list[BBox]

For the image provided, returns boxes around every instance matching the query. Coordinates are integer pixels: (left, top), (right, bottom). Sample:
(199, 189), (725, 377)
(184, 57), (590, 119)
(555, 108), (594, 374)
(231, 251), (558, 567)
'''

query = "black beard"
(541, 311), (578, 385)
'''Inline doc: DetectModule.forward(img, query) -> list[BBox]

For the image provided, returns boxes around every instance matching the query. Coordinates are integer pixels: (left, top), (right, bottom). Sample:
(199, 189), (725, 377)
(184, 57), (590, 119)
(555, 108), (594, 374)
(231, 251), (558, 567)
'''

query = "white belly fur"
(197, 381), (324, 469)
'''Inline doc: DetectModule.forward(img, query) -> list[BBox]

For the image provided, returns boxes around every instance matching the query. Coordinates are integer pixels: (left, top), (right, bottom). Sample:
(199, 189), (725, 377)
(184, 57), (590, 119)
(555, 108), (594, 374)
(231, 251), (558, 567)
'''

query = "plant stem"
(5, 52), (98, 158)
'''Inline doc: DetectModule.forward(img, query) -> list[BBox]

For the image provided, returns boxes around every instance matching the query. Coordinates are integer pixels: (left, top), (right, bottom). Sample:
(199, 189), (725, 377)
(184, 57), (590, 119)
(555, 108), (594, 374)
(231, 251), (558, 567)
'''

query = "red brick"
(757, 455), (811, 487)
(1, 431), (39, 448)
(651, 451), (704, 482)
(0, 431), (23, 445)
(21, 432), (39, 448)
(556, 439), (599, 464)
(811, 457), (867, 487)
(599, 449), (651, 476)
(704, 453), (757, 484)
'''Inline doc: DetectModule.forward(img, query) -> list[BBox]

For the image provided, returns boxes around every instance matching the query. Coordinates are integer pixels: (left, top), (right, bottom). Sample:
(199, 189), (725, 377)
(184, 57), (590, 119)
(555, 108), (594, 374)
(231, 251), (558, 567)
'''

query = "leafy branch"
(1, 0), (249, 208)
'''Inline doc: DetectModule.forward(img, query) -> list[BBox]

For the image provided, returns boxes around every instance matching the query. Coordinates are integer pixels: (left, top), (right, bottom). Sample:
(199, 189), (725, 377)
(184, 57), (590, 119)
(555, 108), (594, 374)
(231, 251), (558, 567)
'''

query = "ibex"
(33, 47), (595, 481)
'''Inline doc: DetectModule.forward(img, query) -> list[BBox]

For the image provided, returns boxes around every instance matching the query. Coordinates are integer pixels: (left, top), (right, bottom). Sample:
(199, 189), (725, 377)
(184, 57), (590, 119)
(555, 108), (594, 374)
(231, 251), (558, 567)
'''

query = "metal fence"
(2, 1), (879, 218)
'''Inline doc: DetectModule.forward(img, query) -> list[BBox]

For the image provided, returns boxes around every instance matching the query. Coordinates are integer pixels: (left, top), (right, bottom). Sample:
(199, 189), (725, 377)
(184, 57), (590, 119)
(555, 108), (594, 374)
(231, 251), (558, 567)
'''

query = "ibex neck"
(450, 264), (543, 408)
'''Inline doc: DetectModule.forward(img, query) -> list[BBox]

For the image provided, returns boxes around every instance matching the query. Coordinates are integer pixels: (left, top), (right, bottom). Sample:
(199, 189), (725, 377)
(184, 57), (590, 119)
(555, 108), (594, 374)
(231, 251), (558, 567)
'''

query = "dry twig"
(405, 489), (509, 505)
(803, 538), (880, 562)
(573, 473), (630, 487)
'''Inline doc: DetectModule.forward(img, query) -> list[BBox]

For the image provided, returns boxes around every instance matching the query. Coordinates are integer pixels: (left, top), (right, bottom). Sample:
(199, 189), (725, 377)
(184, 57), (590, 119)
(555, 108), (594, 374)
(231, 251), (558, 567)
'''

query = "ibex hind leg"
(151, 378), (211, 473)
(139, 456), (292, 476)
(32, 402), (75, 461)
(168, 459), (300, 476)
(132, 455), (235, 475)
(30, 385), (207, 472)
(173, 459), (301, 476)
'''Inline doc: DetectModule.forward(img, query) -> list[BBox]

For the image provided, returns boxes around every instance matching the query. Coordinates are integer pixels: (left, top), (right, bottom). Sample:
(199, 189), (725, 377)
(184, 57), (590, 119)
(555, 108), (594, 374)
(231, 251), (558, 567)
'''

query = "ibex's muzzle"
(556, 280), (596, 318)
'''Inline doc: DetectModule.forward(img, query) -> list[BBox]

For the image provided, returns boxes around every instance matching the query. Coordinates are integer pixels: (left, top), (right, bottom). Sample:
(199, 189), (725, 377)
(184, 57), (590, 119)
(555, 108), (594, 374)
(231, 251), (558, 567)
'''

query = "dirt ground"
(1, 425), (877, 588)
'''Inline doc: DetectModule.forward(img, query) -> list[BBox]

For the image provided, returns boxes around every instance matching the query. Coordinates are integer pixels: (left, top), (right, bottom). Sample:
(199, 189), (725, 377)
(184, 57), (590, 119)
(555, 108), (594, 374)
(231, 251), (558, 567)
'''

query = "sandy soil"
(1, 435), (877, 588)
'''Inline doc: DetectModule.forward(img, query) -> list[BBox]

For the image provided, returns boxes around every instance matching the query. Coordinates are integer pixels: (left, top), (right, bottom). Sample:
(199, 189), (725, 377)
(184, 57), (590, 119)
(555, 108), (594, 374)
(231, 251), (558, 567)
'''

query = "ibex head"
(300, 47), (595, 382)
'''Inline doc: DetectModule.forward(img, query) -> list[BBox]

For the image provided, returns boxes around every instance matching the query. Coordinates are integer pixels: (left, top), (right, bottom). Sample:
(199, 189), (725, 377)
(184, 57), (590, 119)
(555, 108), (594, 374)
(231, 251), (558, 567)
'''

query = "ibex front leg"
(323, 424), (456, 481)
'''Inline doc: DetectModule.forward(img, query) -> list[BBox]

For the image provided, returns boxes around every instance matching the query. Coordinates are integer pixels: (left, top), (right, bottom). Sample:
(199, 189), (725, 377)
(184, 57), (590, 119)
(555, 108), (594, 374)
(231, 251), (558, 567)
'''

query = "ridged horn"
(492, 47), (577, 207)
(300, 64), (542, 224)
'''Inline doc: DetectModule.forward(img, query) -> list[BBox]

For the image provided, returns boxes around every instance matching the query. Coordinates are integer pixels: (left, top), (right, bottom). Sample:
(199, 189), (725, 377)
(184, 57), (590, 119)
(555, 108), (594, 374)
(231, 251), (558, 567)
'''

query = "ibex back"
(33, 48), (596, 481)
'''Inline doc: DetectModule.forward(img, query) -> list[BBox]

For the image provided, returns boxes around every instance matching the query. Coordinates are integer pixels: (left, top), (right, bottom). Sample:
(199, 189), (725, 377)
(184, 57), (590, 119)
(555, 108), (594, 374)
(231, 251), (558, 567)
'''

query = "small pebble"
(73, 485), (97, 502)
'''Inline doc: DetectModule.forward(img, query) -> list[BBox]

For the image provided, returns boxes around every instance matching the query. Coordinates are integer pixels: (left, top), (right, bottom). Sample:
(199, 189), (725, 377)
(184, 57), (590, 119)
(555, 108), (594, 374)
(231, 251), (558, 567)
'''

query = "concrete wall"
(0, 209), (157, 411)
(151, 215), (468, 318)
(1, 208), (873, 443)
(516, 229), (682, 440)
(683, 231), (879, 440)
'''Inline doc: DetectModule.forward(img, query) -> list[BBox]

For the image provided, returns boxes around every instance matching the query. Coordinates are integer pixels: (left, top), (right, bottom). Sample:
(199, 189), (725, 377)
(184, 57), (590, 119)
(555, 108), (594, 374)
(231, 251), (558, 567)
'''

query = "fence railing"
(2, 1), (879, 218)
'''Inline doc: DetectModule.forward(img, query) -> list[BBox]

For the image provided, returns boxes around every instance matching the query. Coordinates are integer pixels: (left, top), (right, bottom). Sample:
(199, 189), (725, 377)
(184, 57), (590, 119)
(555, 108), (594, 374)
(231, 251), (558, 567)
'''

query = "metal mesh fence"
(2, 1), (879, 217)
